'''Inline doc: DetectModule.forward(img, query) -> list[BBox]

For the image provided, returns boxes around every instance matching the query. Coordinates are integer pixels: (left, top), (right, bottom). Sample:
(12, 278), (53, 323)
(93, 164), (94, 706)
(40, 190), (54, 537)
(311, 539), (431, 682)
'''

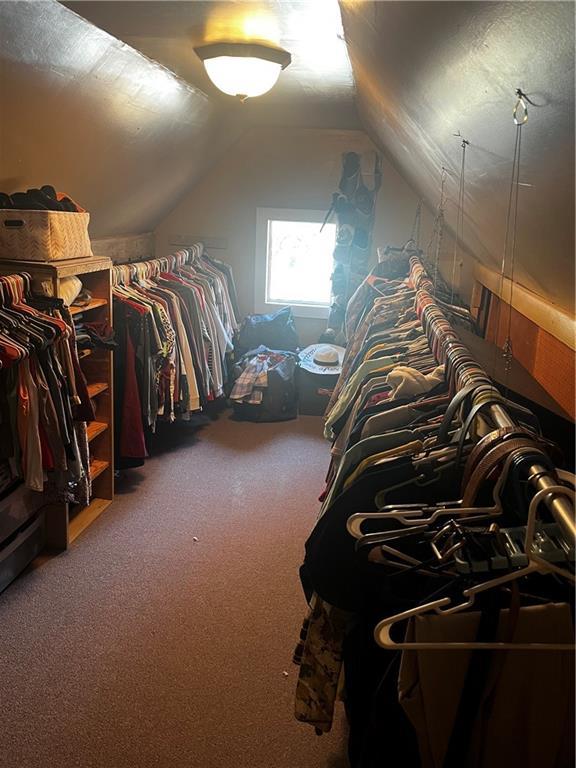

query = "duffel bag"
(235, 306), (299, 357)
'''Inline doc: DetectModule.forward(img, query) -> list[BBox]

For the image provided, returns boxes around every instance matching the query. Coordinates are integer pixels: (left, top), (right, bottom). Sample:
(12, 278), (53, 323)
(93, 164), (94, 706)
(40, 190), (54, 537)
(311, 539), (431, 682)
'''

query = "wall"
(341, 0), (576, 314)
(484, 293), (575, 419)
(0, 0), (241, 238)
(155, 126), (433, 345)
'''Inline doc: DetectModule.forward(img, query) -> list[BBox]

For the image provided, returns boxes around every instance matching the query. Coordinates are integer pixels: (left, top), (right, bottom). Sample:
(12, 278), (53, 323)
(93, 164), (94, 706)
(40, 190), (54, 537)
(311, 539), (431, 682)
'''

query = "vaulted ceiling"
(64, 0), (358, 129)
(0, 1), (240, 236)
(0, 0), (574, 311)
(0, 0), (356, 236)
(340, 0), (575, 312)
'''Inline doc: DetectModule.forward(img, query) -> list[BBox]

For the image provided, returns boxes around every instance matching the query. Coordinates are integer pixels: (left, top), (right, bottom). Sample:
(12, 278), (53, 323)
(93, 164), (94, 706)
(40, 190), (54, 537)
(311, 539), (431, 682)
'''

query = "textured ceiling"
(1, 0), (574, 315)
(0, 0), (357, 237)
(64, 0), (359, 128)
(0, 0), (245, 236)
(340, 0), (575, 312)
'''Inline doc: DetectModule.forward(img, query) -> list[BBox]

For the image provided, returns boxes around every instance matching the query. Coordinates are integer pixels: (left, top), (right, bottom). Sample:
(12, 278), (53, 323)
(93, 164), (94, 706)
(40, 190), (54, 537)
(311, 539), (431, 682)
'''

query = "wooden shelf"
(70, 297), (108, 315)
(86, 421), (108, 442)
(90, 458), (109, 481)
(0, 256), (112, 280)
(68, 498), (112, 543)
(0, 256), (115, 551)
(87, 382), (108, 398)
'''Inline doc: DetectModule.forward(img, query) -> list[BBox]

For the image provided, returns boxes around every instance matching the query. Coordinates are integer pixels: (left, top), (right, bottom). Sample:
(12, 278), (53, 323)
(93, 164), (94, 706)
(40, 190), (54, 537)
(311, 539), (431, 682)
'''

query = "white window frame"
(254, 207), (334, 319)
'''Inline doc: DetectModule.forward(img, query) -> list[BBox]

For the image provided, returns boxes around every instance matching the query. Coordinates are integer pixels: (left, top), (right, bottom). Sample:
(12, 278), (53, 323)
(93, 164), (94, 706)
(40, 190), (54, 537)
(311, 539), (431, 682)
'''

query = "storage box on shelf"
(0, 256), (114, 549)
(0, 209), (93, 261)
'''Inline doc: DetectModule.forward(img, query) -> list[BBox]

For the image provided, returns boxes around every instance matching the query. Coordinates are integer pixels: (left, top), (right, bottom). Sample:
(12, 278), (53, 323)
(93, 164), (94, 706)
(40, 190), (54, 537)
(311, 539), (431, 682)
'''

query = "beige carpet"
(0, 413), (348, 768)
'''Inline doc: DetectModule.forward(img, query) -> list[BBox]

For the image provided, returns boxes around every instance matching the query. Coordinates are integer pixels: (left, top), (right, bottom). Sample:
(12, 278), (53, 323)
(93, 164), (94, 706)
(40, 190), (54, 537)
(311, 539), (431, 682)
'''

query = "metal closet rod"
(111, 244), (204, 269)
(408, 256), (575, 543)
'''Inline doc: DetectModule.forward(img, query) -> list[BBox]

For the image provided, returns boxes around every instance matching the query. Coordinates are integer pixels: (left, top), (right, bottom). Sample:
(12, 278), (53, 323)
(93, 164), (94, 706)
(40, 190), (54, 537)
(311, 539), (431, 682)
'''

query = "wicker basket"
(0, 210), (93, 261)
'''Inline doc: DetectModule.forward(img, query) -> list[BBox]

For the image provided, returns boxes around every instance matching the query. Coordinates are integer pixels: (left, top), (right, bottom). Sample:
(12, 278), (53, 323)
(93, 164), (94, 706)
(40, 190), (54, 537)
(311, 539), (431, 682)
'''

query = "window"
(255, 208), (336, 318)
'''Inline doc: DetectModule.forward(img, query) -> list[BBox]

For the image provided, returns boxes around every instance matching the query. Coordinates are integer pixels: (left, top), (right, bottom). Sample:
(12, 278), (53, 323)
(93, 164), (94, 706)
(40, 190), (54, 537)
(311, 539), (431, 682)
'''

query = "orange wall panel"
(485, 293), (575, 419)
(532, 330), (575, 418)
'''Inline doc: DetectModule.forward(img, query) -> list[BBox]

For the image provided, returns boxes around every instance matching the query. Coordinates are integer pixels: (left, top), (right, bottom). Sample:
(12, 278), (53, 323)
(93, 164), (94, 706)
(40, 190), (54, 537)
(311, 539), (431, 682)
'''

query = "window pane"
(266, 219), (335, 306)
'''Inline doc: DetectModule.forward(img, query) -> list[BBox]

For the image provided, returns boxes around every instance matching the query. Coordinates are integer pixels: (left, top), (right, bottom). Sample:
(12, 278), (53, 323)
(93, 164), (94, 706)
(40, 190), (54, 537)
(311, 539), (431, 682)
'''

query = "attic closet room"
(1, 0), (576, 766)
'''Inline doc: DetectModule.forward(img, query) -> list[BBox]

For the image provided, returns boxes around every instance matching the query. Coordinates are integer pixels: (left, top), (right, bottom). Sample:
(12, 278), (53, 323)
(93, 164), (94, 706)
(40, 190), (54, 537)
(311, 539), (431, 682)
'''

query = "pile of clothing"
(0, 185), (84, 212)
(230, 346), (298, 422)
(230, 307), (300, 422)
(74, 321), (116, 353)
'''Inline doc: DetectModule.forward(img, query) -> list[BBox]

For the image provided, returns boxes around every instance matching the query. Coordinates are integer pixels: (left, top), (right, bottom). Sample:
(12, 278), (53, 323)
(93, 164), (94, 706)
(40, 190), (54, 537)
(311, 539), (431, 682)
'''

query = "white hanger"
(373, 484), (575, 651)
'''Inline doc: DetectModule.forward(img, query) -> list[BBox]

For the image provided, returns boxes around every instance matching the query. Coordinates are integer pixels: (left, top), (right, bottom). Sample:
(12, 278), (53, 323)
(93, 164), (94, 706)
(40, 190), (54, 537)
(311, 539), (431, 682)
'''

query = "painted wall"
(155, 126), (444, 345)
(341, 0), (575, 315)
(0, 0), (243, 238)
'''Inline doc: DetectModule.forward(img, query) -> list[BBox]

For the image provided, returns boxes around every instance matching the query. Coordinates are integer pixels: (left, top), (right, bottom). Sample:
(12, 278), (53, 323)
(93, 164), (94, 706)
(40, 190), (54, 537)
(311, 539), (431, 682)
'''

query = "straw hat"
(298, 344), (345, 375)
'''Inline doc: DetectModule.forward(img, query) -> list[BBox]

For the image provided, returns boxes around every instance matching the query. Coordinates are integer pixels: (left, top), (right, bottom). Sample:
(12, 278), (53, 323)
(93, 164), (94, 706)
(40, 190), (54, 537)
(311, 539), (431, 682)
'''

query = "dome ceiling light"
(194, 42), (291, 101)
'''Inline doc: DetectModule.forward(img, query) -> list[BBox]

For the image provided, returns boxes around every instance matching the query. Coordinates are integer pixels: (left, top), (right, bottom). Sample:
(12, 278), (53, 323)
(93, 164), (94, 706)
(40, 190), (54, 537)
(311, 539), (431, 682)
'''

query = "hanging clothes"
(293, 251), (575, 767)
(325, 151), (382, 335)
(111, 246), (239, 469)
(0, 274), (92, 502)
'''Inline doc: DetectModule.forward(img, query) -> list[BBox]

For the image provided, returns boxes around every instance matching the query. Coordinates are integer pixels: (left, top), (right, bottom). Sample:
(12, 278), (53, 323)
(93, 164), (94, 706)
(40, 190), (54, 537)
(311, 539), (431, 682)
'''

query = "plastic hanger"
(357, 539), (450, 578)
(373, 444), (466, 509)
(362, 443), (536, 536)
(348, 450), (536, 577)
(361, 446), (562, 550)
(373, 484), (575, 650)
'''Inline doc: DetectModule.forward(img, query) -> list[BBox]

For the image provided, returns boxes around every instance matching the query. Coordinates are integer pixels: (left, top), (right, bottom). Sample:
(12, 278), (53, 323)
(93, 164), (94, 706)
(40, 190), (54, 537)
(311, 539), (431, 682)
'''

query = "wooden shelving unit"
(0, 256), (114, 549)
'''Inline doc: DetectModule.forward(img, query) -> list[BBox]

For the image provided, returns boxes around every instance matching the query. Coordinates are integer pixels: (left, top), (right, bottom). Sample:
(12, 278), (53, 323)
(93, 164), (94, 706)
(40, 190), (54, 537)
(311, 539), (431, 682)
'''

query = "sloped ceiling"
(65, 0), (358, 129)
(0, 0), (243, 236)
(1, 0), (574, 312)
(0, 0), (356, 237)
(341, 1), (575, 313)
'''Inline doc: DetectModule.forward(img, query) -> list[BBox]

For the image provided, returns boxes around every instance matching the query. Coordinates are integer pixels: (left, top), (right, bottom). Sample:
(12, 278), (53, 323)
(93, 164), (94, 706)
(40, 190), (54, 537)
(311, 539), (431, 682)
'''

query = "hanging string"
(503, 123), (523, 381)
(410, 200), (422, 249)
(491, 89), (528, 391)
(450, 139), (469, 305)
(425, 167), (448, 297)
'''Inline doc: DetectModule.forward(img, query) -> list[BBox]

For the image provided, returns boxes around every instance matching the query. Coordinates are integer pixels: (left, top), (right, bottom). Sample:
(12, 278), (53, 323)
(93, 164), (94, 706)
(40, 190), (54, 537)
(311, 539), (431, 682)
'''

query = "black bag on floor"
(235, 306), (299, 358)
(232, 349), (298, 422)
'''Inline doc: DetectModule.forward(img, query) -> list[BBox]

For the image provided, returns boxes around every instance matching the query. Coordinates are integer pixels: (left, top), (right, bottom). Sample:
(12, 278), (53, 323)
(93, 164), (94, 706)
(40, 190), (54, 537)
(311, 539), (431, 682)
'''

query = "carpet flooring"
(0, 413), (349, 768)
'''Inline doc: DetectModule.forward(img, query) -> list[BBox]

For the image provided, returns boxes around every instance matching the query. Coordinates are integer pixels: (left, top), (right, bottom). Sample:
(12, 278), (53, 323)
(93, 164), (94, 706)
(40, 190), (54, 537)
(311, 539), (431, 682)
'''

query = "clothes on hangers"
(112, 245), (239, 469)
(0, 274), (92, 502)
(400, 602), (574, 768)
(293, 253), (574, 767)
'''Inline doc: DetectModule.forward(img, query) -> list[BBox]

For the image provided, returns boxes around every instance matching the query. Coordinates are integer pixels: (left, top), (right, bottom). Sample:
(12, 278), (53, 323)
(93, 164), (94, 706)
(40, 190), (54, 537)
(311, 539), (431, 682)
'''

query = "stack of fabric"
(0, 185), (85, 212)
(74, 321), (116, 353)
(230, 346), (298, 422)
(230, 348), (286, 405)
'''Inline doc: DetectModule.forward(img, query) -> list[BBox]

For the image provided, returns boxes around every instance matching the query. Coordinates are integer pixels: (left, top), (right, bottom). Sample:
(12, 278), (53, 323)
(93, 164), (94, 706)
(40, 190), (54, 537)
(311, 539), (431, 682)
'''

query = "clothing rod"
(489, 402), (575, 542)
(528, 465), (576, 543)
(408, 255), (575, 542)
(110, 244), (204, 269)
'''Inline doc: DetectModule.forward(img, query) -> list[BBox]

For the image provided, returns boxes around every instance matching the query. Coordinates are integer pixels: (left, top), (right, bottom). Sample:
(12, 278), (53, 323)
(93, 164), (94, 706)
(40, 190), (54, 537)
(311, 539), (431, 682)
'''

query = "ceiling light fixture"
(194, 42), (291, 101)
